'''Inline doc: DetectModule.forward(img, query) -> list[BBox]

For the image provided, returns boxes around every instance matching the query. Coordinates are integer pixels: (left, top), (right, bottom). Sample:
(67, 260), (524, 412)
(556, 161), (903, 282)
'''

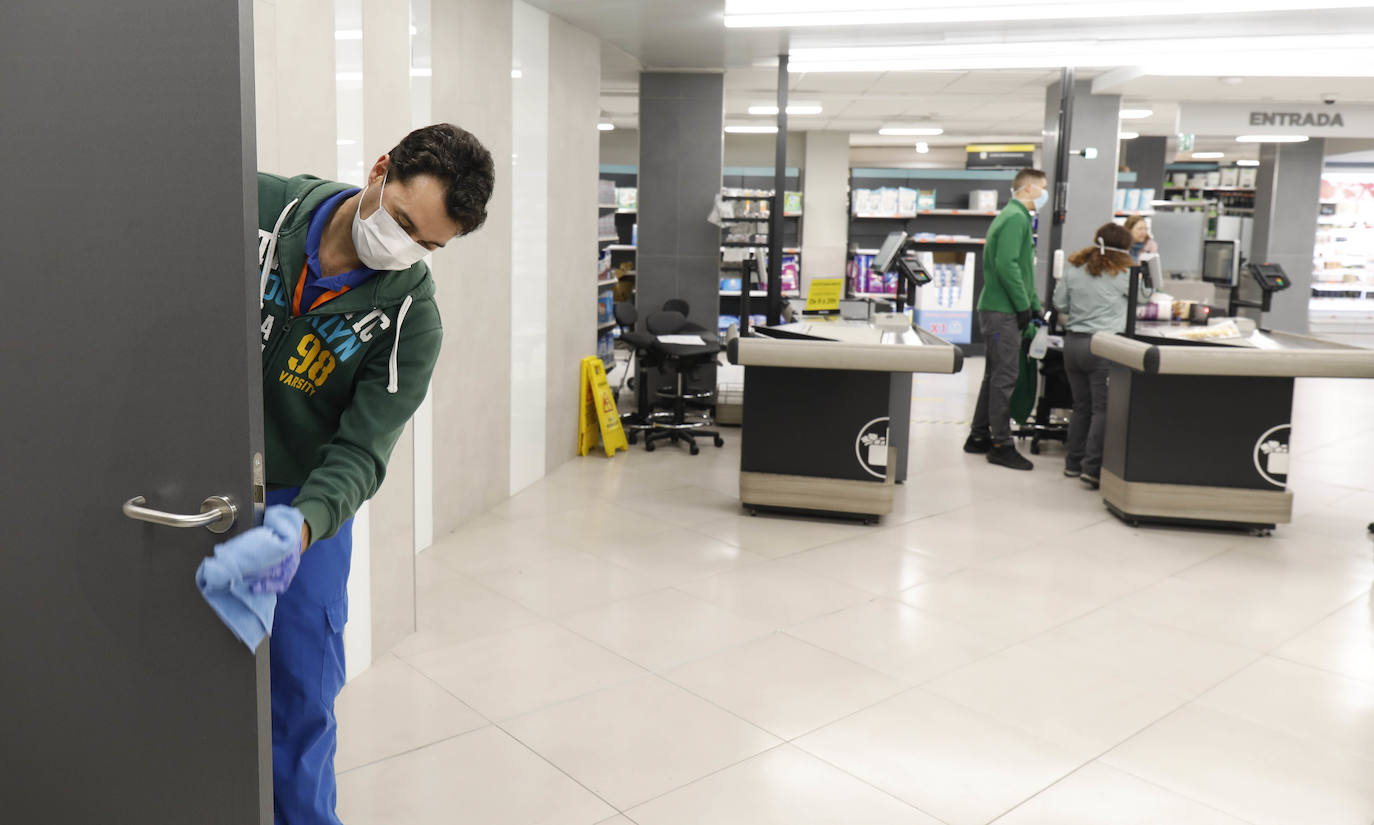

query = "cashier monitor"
(871, 231), (933, 313)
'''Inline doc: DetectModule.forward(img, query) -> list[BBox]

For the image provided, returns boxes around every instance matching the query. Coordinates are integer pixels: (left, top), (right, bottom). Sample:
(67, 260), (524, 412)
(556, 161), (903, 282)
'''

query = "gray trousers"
(1063, 331), (1110, 477)
(970, 310), (1022, 444)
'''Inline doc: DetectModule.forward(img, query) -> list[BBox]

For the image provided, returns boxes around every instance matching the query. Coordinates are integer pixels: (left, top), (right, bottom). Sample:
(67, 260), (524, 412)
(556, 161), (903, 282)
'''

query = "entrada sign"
(1178, 102), (1374, 138)
(1250, 111), (1345, 128)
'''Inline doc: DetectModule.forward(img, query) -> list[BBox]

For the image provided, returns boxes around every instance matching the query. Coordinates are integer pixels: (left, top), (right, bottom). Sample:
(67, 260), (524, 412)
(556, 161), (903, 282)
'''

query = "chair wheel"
(714, 436), (724, 447)
(645, 442), (655, 452)
(1030, 441), (1041, 455)
(690, 445), (700, 455)
(628, 433), (638, 445)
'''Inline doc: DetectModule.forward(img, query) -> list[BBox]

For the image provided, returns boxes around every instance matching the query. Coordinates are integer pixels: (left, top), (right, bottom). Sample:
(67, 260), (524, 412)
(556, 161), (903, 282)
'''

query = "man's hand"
(1015, 309), (1032, 330)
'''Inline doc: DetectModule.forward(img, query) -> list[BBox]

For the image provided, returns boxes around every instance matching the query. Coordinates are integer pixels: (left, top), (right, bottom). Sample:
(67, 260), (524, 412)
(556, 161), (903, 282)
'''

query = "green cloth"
(257, 172), (444, 545)
(976, 200), (1042, 315)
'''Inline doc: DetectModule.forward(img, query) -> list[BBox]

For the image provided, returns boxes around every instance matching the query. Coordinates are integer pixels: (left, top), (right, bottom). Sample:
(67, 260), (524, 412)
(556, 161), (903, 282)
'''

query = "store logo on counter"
(856, 417), (890, 479)
(1253, 424), (1291, 488)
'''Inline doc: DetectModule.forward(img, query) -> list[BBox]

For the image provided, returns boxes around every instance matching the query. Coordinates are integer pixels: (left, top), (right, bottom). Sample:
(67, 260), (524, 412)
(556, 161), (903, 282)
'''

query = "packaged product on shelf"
(898, 187), (918, 217)
(783, 191), (803, 216)
(616, 187), (637, 210)
(1220, 168), (1239, 188)
(969, 190), (998, 211)
(1171, 173), (1189, 188)
(720, 276), (743, 292)
(718, 315), (739, 335)
(598, 294), (614, 323)
(916, 190), (937, 210)
(1205, 171), (1222, 188)
(1140, 188), (1155, 209)
(1239, 167), (1258, 189)
(598, 179), (616, 205)
(1114, 189), (1127, 212)
(878, 188), (900, 217)
(780, 253), (800, 292)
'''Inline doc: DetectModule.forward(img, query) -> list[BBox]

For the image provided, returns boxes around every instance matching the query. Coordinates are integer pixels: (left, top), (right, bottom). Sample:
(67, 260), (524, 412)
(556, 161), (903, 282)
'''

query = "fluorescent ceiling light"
(1236, 159), (1261, 166)
(598, 123), (615, 131)
(725, 125), (779, 134)
(879, 126), (943, 136)
(748, 104), (823, 115)
(784, 34), (1374, 74)
(409, 67), (431, 78)
(1119, 108), (1153, 120)
(1192, 151), (1225, 159)
(915, 142), (930, 154)
(724, 0), (1373, 28)
(1119, 132), (1139, 140)
(1237, 135), (1309, 143)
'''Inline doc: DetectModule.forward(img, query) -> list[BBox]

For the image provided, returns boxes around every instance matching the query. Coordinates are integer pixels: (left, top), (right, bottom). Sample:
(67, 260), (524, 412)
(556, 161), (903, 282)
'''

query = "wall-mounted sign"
(1177, 133), (1195, 152)
(965, 144), (1036, 169)
(1178, 102), (1374, 137)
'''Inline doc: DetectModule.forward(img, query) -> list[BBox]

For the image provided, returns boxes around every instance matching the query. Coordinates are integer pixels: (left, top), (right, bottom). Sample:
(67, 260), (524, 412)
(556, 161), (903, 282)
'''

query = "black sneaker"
(1063, 467), (1081, 478)
(987, 443), (1033, 471)
(963, 435), (992, 454)
(1081, 473), (1100, 489)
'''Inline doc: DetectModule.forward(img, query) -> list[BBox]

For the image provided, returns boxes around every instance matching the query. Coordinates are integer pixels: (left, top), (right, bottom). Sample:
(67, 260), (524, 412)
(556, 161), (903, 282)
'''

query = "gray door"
(1, 1), (270, 822)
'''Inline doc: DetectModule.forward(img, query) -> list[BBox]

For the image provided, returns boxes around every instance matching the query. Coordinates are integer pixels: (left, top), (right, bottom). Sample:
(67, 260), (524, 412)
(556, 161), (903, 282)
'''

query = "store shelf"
(605, 244), (637, 251)
(908, 238), (986, 245)
(598, 203), (618, 209)
(720, 289), (801, 297)
(1115, 210), (1155, 217)
(853, 291), (899, 299)
(855, 209), (997, 218)
(598, 320), (616, 331)
(598, 235), (619, 242)
(616, 208), (637, 214)
(597, 277), (618, 287)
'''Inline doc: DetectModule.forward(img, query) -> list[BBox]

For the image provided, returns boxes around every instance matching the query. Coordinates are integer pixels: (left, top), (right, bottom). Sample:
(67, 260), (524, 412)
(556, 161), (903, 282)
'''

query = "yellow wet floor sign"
(578, 356), (628, 457)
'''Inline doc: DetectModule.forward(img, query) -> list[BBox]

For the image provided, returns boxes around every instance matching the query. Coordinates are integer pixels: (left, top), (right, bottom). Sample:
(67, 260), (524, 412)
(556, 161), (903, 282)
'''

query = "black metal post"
(767, 53), (789, 326)
(1047, 66), (1075, 310)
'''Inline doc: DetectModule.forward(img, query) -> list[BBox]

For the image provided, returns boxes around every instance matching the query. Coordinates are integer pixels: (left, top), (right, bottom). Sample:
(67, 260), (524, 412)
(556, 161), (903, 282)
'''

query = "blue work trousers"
(266, 487), (352, 825)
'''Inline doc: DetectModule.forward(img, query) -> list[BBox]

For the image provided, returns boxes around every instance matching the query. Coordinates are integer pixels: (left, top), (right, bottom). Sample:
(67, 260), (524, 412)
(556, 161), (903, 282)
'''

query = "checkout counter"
(1091, 261), (1374, 533)
(726, 232), (964, 522)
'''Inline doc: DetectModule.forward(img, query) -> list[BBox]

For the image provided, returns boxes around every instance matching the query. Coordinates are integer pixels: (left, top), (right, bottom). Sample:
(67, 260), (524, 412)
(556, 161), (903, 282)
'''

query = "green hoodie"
(976, 199), (1042, 316)
(256, 172), (443, 546)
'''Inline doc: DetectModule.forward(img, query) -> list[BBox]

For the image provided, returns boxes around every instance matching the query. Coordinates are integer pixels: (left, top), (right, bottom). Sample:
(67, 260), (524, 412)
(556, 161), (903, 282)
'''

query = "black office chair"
(613, 301), (662, 444)
(642, 310), (724, 455)
(662, 298), (690, 317)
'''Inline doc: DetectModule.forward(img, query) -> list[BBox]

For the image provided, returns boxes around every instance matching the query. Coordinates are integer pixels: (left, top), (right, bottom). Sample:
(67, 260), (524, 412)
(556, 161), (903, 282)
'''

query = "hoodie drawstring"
(387, 294), (413, 394)
(259, 199), (300, 308)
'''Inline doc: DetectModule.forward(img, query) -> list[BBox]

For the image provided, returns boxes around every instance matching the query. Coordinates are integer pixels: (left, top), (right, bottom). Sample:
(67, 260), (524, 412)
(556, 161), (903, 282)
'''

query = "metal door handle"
(122, 495), (238, 534)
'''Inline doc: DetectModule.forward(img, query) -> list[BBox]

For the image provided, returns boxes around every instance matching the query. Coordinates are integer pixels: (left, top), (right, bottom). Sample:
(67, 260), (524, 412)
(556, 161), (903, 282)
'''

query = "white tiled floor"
(336, 366), (1374, 825)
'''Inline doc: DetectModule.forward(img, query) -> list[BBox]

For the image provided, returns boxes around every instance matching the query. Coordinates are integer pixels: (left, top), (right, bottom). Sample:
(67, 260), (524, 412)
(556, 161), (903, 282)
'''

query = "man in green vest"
(964, 168), (1047, 470)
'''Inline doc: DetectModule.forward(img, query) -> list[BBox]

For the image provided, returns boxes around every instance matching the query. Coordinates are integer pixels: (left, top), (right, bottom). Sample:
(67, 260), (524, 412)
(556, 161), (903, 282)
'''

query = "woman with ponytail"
(1053, 222), (1150, 489)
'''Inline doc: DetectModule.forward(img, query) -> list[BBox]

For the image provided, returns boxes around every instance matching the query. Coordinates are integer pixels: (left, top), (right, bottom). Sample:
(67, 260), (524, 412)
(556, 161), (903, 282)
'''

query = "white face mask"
(351, 171), (430, 271)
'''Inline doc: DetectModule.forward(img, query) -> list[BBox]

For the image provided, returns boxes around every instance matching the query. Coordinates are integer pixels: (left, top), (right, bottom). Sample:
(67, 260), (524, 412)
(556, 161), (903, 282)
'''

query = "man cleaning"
(204, 123), (495, 824)
(964, 167), (1046, 471)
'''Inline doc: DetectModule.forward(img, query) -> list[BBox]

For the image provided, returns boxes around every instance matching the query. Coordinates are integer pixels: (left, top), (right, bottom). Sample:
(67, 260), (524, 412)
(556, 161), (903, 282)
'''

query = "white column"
(509, 1), (551, 495)
(801, 131), (852, 292)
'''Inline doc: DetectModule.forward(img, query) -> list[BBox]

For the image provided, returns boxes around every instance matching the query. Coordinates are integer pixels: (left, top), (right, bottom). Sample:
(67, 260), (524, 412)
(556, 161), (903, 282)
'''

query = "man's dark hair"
(387, 123), (495, 235)
(1012, 167), (1047, 192)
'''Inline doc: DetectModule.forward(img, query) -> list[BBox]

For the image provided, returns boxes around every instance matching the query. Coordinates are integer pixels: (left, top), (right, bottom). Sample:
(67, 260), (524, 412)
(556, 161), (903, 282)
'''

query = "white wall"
(252, 0), (606, 670)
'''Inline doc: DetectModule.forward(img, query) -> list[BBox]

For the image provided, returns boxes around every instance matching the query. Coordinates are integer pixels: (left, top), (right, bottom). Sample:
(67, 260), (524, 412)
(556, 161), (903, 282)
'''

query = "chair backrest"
(645, 309), (688, 336)
(662, 298), (690, 317)
(613, 301), (638, 329)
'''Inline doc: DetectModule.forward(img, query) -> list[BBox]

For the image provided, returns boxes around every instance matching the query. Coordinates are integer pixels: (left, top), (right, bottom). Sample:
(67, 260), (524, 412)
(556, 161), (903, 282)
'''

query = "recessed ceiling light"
(1236, 135), (1309, 143)
(915, 142), (930, 154)
(1119, 132), (1140, 140)
(1119, 108), (1153, 120)
(1236, 159), (1261, 166)
(598, 123), (615, 131)
(511, 68), (523, 79)
(1192, 151), (1225, 159)
(725, 125), (779, 134)
(748, 104), (823, 115)
(723, 1), (1369, 28)
(879, 126), (943, 136)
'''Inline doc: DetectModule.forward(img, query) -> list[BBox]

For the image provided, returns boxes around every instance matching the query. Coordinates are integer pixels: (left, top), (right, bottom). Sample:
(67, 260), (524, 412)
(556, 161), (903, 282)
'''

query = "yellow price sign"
(805, 278), (844, 312)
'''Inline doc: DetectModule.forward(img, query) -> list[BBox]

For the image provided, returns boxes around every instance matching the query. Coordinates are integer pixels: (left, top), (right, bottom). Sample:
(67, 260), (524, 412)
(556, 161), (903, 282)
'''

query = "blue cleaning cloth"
(195, 505), (305, 651)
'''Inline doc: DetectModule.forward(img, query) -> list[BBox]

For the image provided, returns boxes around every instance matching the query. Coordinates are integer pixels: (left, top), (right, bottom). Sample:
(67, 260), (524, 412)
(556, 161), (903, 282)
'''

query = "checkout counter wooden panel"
(729, 319), (962, 521)
(1090, 325), (1374, 530)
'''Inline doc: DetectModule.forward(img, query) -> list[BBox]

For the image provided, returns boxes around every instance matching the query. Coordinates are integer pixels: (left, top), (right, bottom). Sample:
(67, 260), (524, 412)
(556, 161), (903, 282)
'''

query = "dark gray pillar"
(1038, 80), (1121, 304)
(1251, 139), (1325, 334)
(1124, 136), (1168, 195)
(637, 72), (724, 333)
